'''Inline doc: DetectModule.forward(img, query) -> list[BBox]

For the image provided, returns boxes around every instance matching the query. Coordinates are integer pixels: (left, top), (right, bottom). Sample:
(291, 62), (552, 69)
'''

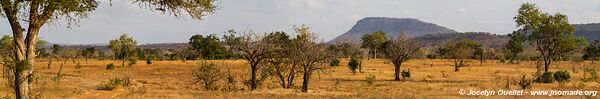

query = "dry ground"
(0, 59), (599, 98)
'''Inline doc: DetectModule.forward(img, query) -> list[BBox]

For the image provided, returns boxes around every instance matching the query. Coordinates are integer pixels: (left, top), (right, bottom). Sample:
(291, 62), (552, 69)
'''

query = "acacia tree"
(383, 34), (421, 81)
(81, 47), (97, 64)
(109, 34), (138, 67)
(47, 44), (62, 69)
(223, 30), (273, 90)
(289, 25), (334, 92)
(361, 31), (387, 59)
(442, 39), (481, 72)
(0, 0), (217, 98)
(262, 31), (297, 89)
(515, 3), (585, 73)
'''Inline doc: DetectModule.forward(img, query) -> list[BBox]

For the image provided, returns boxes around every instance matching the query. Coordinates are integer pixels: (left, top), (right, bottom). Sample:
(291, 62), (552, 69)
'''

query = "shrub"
(330, 58), (340, 67)
(517, 75), (532, 89)
(106, 63), (115, 70)
(145, 57), (153, 65)
(401, 69), (411, 79)
(553, 70), (570, 83)
(75, 63), (82, 69)
(535, 72), (554, 83)
(96, 77), (131, 90)
(192, 62), (224, 90)
(128, 57), (138, 66)
(365, 74), (376, 85)
(348, 58), (360, 73)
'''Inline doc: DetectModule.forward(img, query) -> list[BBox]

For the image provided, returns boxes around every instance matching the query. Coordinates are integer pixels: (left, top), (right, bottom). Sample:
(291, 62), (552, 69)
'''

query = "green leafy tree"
(0, 0), (217, 98)
(505, 31), (524, 63)
(109, 34), (138, 67)
(515, 3), (586, 73)
(189, 34), (228, 59)
(81, 47), (97, 64)
(361, 30), (387, 59)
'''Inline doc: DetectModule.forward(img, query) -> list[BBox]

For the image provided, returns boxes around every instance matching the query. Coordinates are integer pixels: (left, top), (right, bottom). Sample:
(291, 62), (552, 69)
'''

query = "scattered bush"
(553, 70), (571, 83)
(330, 58), (340, 67)
(348, 58), (360, 73)
(96, 77), (131, 90)
(192, 62), (224, 90)
(535, 72), (554, 83)
(106, 63), (115, 70)
(365, 74), (376, 85)
(401, 69), (411, 79)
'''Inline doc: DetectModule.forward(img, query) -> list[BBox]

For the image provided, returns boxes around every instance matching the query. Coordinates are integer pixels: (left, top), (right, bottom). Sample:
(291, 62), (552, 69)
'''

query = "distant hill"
(329, 17), (457, 43)
(414, 32), (509, 48)
(62, 43), (186, 52)
(574, 23), (600, 43)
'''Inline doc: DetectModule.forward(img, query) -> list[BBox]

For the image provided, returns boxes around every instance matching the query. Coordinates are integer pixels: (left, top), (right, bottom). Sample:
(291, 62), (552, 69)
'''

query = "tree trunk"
(373, 49), (377, 59)
(286, 68), (295, 89)
(250, 61), (257, 90)
(56, 58), (67, 83)
(301, 70), (311, 92)
(122, 58), (126, 67)
(394, 62), (401, 81)
(47, 57), (52, 69)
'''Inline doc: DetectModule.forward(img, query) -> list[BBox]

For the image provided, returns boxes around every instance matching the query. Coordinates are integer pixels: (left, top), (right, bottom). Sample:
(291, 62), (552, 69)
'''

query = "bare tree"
(223, 30), (273, 90)
(288, 25), (334, 92)
(383, 34), (421, 81)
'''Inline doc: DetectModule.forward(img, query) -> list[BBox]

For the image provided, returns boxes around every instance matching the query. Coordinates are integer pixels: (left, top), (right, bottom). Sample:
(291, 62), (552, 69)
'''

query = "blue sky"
(1, 0), (600, 44)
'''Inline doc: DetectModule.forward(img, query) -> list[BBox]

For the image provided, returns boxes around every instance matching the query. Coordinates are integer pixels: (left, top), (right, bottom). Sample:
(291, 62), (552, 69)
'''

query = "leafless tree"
(383, 34), (421, 81)
(288, 25), (335, 92)
(223, 30), (273, 90)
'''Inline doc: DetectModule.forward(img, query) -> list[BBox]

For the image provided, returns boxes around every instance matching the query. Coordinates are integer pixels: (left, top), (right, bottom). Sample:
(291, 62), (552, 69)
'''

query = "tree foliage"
(515, 3), (585, 73)
(361, 30), (387, 59)
(189, 34), (228, 59)
(505, 31), (524, 63)
(383, 34), (421, 81)
(109, 34), (138, 67)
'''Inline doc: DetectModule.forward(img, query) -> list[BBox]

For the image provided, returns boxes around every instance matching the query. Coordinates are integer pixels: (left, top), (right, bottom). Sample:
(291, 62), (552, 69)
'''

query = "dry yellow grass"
(0, 59), (599, 98)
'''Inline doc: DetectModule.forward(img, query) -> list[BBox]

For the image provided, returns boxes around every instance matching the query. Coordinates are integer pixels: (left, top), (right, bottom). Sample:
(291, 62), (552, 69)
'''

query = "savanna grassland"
(1, 59), (598, 99)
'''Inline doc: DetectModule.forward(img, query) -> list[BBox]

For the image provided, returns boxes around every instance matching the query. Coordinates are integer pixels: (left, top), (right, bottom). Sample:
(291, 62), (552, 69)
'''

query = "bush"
(365, 74), (376, 85)
(348, 58), (360, 73)
(401, 69), (411, 79)
(330, 58), (340, 67)
(106, 63), (115, 70)
(535, 72), (554, 83)
(75, 63), (82, 69)
(192, 62), (224, 90)
(517, 75), (532, 89)
(553, 70), (571, 83)
(96, 77), (131, 90)
(145, 57), (153, 65)
(128, 57), (138, 66)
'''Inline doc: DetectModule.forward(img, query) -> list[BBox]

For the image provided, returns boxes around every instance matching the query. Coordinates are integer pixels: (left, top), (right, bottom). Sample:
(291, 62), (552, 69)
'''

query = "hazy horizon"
(2, 0), (600, 44)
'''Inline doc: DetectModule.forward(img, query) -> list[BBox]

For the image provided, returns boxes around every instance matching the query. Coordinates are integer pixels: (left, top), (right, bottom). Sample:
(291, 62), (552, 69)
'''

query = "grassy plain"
(0, 59), (599, 98)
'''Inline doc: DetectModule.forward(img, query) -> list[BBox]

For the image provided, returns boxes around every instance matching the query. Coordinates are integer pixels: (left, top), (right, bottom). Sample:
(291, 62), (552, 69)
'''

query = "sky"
(1, 0), (600, 44)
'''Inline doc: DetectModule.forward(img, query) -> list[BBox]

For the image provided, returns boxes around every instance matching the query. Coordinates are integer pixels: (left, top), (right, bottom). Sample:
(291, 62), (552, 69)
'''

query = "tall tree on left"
(0, 0), (218, 98)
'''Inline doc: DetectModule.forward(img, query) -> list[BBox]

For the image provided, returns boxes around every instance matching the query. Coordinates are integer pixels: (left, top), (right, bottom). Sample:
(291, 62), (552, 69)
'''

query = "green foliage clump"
(348, 58), (360, 73)
(535, 72), (554, 83)
(330, 58), (340, 67)
(145, 57), (153, 65)
(128, 57), (138, 66)
(553, 70), (571, 83)
(401, 69), (411, 79)
(106, 63), (115, 70)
